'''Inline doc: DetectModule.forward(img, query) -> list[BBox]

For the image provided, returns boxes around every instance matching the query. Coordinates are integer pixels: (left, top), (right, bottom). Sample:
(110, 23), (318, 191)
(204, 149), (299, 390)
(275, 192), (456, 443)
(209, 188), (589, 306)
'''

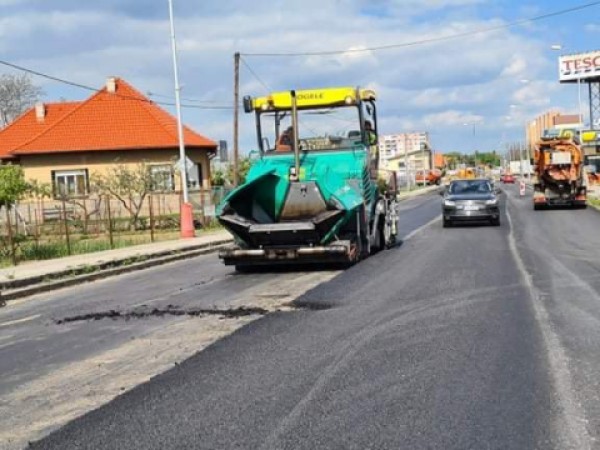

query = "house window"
(52, 169), (89, 198)
(150, 165), (175, 191)
(187, 163), (203, 190)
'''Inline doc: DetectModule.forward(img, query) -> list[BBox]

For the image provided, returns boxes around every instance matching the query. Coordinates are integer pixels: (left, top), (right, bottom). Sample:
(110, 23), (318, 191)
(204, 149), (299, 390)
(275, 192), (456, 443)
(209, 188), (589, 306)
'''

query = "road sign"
(174, 155), (194, 173)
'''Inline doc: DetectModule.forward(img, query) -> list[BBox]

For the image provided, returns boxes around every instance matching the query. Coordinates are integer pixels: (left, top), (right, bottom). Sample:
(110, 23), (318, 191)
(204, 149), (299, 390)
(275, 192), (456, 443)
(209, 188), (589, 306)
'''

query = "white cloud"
(0, 1), (580, 153)
(421, 110), (484, 127)
(585, 23), (600, 33)
(511, 81), (558, 108)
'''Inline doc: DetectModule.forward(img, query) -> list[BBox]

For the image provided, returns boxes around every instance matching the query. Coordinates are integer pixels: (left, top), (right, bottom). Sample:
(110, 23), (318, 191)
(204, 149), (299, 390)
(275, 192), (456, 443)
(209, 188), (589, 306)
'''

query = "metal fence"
(0, 187), (231, 265)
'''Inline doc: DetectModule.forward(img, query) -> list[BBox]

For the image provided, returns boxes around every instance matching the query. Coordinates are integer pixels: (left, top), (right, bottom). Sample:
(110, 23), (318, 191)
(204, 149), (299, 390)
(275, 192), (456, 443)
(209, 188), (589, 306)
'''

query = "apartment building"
(378, 132), (430, 161)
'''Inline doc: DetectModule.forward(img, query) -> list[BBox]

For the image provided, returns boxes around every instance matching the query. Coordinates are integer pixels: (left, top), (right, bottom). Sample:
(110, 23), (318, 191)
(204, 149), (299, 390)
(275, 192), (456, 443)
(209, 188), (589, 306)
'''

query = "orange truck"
(532, 136), (587, 209)
(457, 167), (475, 179)
(415, 169), (442, 185)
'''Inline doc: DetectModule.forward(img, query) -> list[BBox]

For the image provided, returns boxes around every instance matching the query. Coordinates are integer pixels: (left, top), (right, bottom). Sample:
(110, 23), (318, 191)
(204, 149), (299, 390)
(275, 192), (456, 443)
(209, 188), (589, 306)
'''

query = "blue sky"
(0, 0), (598, 154)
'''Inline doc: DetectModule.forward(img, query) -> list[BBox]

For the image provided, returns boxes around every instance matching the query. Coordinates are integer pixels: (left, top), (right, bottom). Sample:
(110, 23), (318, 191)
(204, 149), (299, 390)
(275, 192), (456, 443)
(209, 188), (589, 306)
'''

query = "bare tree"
(0, 73), (44, 126)
(92, 163), (154, 231)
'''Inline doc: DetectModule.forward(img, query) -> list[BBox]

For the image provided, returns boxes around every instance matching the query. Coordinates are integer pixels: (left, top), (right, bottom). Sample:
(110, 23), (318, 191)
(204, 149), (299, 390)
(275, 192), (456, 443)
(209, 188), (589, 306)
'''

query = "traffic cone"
(180, 202), (195, 238)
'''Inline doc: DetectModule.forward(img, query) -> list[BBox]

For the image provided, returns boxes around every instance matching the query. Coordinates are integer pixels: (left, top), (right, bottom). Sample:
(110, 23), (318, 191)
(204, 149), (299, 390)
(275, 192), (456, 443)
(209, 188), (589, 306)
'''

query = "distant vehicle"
(500, 173), (515, 184)
(415, 169), (442, 185)
(533, 136), (587, 209)
(457, 167), (476, 179)
(441, 179), (501, 227)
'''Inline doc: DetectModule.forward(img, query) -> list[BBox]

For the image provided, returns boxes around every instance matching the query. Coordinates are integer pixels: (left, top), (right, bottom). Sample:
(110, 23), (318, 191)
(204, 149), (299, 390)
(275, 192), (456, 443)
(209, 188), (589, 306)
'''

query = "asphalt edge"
(1, 240), (232, 303)
(397, 185), (440, 201)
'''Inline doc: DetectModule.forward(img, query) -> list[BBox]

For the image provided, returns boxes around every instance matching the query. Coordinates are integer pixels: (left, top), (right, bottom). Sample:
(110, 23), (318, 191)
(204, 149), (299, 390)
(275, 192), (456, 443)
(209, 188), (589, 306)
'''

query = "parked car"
(441, 179), (501, 227)
(500, 173), (515, 184)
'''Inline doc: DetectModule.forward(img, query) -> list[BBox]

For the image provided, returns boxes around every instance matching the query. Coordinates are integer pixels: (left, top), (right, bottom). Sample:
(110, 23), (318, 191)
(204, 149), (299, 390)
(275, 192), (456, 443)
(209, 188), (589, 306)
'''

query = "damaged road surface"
(54, 305), (269, 324)
(0, 192), (444, 450)
(0, 254), (340, 450)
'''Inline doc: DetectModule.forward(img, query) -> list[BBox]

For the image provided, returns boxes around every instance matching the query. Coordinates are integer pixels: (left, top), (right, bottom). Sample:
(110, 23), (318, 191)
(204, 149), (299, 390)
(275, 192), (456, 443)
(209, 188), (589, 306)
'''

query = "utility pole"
(233, 52), (240, 187)
(168, 0), (194, 238)
(404, 134), (409, 191)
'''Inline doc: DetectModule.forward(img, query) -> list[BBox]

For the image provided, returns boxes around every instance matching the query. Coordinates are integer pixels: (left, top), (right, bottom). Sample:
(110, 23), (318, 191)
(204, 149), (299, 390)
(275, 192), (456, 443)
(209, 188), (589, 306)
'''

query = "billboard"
(559, 50), (600, 82)
(581, 130), (600, 146)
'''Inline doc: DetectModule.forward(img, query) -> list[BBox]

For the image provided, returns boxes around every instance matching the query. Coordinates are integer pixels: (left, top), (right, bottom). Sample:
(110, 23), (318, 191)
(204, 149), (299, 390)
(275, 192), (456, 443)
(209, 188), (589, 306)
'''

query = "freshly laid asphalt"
(0, 188), (436, 302)
(17, 186), (600, 449)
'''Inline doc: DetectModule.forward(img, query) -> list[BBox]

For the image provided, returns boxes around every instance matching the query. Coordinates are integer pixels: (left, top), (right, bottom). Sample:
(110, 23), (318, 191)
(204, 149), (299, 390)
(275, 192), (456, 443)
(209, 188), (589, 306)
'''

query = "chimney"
(35, 102), (45, 123)
(106, 77), (117, 93)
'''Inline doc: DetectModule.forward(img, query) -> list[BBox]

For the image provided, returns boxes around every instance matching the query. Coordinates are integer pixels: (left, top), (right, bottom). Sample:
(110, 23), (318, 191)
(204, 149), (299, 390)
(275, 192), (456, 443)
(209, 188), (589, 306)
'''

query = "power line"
(0, 58), (233, 110)
(146, 90), (234, 106)
(240, 56), (272, 93)
(0, 59), (97, 92)
(242, 1), (600, 57)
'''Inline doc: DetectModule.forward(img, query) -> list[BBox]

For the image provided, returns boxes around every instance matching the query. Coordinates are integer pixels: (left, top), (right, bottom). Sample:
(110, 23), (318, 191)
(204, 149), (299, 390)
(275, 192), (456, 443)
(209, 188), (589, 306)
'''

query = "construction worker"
(275, 126), (294, 152)
(364, 120), (377, 146)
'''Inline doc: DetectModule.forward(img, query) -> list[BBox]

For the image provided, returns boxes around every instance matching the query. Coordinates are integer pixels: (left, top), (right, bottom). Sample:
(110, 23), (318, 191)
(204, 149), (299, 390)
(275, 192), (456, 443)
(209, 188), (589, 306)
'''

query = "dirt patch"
(55, 305), (268, 324)
(1, 269), (342, 449)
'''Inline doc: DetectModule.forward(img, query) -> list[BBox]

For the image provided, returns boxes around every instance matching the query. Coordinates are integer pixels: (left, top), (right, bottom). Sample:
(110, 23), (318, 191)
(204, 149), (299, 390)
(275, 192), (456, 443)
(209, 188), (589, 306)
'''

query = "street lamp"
(168, 0), (195, 238)
(463, 120), (480, 154)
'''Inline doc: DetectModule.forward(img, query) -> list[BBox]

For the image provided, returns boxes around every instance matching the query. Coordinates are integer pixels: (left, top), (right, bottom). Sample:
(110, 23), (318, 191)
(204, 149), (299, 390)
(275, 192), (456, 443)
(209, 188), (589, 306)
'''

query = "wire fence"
(0, 188), (231, 265)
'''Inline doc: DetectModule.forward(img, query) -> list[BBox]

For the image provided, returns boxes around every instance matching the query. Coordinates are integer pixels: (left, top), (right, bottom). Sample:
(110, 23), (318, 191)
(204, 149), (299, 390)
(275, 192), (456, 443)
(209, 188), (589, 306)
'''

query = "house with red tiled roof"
(0, 77), (217, 197)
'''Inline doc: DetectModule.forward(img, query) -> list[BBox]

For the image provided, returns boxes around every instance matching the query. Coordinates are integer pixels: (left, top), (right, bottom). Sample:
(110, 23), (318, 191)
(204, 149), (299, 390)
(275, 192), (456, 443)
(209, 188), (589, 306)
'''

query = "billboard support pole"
(590, 81), (600, 130)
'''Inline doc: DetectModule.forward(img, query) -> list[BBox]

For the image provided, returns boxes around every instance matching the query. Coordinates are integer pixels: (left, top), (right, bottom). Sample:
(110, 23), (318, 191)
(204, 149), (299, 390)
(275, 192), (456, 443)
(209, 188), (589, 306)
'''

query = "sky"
(0, 0), (598, 154)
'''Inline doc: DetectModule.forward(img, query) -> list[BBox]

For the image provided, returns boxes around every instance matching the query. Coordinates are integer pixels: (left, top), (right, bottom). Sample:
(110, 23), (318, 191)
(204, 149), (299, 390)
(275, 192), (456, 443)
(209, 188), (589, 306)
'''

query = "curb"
(397, 185), (440, 201)
(1, 239), (232, 303)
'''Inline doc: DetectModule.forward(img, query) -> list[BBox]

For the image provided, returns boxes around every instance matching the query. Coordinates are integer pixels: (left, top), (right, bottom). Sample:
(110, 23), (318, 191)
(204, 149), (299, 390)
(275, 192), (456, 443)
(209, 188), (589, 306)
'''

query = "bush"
(20, 242), (68, 260)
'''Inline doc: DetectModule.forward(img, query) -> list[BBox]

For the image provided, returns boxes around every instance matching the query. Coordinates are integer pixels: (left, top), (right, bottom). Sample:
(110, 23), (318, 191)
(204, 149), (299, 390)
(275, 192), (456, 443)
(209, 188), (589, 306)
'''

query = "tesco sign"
(559, 50), (600, 82)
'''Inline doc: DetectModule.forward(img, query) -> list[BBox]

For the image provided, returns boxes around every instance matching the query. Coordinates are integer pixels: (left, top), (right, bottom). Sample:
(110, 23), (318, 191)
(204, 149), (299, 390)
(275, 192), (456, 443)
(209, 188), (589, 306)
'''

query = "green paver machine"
(217, 86), (398, 269)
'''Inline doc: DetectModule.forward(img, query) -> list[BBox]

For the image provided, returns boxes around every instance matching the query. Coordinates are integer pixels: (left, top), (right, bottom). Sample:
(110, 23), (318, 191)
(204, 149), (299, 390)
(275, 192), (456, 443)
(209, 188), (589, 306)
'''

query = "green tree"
(211, 168), (227, 187)
(0, 164), (28, 207)
(226, 158), (252, 185)
(0, 165), (28, 265)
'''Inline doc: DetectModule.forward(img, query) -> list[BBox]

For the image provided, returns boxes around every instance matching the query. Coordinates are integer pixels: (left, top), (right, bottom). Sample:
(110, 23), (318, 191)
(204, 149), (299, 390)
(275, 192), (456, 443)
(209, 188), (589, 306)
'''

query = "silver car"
(441, 179), (501, 227)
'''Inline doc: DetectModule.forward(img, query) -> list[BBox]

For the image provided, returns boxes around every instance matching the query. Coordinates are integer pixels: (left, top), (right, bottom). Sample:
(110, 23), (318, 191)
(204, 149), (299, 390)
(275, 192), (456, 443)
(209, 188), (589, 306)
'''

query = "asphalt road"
(1, 192), (442, 449)
(23, 184), (600, 450)
(14, 186), (600, 449)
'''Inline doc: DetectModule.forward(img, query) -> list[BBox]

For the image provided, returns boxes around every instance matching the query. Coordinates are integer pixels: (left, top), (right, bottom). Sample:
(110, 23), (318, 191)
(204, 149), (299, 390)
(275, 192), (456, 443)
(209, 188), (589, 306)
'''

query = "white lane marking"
(0, 314), (41, 328)
(402, 215), (442, 242)
(506, 204), (592, 450)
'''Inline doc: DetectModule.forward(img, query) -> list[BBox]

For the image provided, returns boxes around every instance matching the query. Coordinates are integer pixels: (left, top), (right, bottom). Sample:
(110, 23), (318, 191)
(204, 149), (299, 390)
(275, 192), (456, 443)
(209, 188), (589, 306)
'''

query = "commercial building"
(525, 110), (582, 150)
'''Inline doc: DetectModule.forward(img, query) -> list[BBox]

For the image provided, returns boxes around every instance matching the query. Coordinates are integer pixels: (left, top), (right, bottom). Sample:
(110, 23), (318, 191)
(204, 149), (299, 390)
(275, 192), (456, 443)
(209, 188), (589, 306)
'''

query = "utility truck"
(532, 136), (587, 209)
